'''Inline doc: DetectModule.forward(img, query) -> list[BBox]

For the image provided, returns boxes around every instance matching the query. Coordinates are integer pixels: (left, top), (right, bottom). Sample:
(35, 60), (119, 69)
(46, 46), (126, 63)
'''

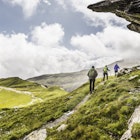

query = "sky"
(0, 0), (140, 79)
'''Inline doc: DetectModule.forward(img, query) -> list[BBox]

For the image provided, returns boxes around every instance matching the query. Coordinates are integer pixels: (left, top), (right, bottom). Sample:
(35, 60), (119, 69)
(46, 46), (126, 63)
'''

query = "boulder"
(117, 68), (132, 76)
(57, 124), (67, 132)
(128, 75), (139, 81)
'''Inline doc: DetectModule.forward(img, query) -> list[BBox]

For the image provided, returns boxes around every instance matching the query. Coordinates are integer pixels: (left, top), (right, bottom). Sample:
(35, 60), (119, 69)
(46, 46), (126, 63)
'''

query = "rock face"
(88, 0), (140, 33)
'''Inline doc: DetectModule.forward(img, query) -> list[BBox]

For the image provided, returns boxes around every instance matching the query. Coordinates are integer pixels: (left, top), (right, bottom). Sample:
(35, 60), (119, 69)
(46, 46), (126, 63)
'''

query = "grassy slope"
(47, 69), (140, 140)
(0, 77), (68, 108)
(0, 89), (32, 108)
(0, 79), (89, 139)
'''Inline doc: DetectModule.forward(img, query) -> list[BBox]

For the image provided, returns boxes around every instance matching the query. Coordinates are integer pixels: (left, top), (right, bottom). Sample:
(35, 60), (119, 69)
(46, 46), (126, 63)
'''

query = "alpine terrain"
(0, 64), (140, 140)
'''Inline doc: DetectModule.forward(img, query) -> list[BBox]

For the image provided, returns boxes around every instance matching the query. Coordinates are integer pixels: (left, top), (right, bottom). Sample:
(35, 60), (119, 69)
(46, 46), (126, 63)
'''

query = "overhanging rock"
(88, 0), (140, 33)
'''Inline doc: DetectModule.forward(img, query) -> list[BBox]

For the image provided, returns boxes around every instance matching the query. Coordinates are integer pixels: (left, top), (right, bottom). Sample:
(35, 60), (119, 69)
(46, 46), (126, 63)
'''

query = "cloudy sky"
(0, 0), (140, 79)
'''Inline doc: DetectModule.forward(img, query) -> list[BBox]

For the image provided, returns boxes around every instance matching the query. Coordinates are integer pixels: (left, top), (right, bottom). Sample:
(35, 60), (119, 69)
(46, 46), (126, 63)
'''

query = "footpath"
(23, 77), (140, 140)
(23, 94), (91, 140)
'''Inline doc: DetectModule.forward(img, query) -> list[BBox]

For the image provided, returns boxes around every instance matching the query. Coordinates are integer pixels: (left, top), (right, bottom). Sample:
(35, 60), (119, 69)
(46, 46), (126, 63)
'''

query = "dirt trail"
(23, 94), (91, 140)
(0, 86), (43, 107)
(0, 86), (32, 95)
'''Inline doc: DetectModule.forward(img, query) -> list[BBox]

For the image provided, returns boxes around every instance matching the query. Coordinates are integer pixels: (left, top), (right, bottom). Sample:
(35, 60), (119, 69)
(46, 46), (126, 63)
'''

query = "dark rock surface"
(88, 0), (140, 33)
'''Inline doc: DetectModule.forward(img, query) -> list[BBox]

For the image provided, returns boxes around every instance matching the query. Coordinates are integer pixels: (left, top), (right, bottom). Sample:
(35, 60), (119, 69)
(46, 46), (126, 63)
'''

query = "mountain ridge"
(27, 59), (139, 92)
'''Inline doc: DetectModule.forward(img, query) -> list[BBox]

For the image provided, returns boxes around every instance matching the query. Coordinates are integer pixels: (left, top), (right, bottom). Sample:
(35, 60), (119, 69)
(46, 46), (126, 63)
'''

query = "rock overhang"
(88, 0), (140, 33)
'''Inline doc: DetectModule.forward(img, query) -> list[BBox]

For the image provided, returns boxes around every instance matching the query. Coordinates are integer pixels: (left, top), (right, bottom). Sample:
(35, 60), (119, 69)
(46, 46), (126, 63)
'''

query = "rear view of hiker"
(87, 66), (98, 94)
(114, 64), (120, 76)
(103, 65), (109, 81)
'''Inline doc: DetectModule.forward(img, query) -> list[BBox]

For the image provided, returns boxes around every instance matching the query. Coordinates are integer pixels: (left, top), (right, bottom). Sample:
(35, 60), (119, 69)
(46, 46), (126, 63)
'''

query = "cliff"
(88, 0), (140, 33)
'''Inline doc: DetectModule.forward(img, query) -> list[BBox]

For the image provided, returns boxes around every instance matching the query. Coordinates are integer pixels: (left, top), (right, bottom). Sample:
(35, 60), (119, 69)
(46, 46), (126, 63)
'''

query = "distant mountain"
(28, 59), (140, 92)
(28, 70), (89, 92)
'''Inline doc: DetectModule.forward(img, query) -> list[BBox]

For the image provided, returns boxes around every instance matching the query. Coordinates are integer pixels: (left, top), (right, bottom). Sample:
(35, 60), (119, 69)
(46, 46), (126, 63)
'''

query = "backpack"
(88, 69), (98, 78)
(103, 66), (108, 73)
(94, 70), (98, 78)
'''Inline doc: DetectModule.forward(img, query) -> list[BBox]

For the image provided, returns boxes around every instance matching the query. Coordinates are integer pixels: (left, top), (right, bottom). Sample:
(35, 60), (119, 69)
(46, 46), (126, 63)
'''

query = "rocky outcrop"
(120, 105), (140, 140)
(88, 0), (140, 33)
(117, 65), (140, 76)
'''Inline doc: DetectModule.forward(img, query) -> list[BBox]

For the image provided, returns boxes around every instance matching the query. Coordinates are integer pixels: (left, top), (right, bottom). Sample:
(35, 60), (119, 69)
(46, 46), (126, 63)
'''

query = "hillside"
(0, 78), (88, 139)
(27, 70), (88, 92)
(46, 65), (140, 140)
(0, 77), (68, 108)
(28, 59), (139, 92)
(0, 65), (140, 139)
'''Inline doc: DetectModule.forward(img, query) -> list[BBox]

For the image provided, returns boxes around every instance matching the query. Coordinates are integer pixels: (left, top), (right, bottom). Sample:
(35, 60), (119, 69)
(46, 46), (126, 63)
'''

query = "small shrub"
(132, 123), (140, 139)
(104, 105), (118, 118)
(106, 82), (117, 88)
(106, 121), (125, 136)
(120, 106), (130, 115)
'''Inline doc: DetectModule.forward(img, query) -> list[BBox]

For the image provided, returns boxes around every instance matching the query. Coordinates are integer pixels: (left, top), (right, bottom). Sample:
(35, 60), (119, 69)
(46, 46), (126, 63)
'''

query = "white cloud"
(70, 33), (121, 68)
(3, 0), (41, 18)
(0, 22), (139, 79)
(0, 23), (94, 79)
(55, 0), (129, 28)
(71, 34), (109, 57)
(70, 26), (140, 66)
(43, 0), (51, 5)
(55, 0), (100, 9)
(31, 23), (64, 47)
(0, 0), (140, 79)
(97, 26), (140, 59)
(55, 0), (66, 9)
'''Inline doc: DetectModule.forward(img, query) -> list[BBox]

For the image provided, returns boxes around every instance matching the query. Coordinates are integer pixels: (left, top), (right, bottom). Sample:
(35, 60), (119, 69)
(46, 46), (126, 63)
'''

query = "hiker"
(103, 65), (109, 81)
(87, 66), (98, 94)
(114, 64), (120, 76)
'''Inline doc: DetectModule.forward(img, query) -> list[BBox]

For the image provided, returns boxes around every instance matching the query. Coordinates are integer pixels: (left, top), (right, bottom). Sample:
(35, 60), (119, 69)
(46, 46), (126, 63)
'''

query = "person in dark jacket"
(114, 64), (120, 76)
(87, 66), (98, 94)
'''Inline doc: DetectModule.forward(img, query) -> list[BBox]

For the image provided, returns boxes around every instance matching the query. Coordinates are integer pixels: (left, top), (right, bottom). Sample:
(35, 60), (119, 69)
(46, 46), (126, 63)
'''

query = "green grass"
(0, 89), (32, 108)
(0, 81), (89, 139)
(0, 69), (140, 140)
(132, 123), (140, 139)
(46, 69), (140, 140)
(0, 77), (39, 88)
(31, 86), (68, 100)
(0, 77), (68, 108)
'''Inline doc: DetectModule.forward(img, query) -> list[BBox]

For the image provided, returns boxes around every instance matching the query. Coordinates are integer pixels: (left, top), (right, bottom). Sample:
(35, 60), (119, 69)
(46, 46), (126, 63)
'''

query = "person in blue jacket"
(114, 64), (120, 76)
